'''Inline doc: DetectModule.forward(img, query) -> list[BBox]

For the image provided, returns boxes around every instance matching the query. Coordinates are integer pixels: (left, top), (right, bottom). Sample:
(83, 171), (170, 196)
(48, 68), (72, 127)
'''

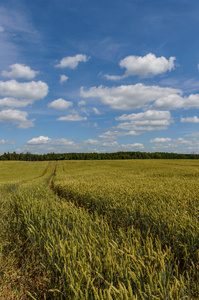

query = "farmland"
(0, 160), (198, 299)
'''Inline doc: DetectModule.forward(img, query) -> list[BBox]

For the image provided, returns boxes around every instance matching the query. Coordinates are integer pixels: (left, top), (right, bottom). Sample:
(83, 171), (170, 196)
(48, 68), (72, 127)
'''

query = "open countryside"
(0, 160), (198, 299)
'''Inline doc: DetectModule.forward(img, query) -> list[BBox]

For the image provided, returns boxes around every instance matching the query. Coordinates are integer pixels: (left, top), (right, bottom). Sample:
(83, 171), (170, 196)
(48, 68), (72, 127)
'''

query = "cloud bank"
(81, 84), (181, 110)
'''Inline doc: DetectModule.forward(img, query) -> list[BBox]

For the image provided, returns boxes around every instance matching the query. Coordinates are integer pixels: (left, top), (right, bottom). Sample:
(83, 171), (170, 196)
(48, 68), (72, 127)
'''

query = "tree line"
(0, 151), (198, 161)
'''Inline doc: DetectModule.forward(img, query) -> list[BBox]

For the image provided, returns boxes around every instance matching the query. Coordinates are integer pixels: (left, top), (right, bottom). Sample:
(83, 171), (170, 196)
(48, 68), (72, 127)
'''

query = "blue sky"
(1, 0), (199, 154)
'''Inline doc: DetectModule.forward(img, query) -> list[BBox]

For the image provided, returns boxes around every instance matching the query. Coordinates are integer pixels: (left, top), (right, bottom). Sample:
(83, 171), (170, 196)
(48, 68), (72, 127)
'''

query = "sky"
(1, 0), (199, 154)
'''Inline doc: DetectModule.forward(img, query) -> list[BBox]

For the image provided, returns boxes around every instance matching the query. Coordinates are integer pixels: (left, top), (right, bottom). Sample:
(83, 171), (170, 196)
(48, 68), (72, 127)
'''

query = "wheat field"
(0, 160), (198, 299)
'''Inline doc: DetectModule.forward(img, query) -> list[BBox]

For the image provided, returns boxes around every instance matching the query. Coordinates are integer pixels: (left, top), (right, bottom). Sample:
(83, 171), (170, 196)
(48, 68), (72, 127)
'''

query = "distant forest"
(0, 151), (199, 161)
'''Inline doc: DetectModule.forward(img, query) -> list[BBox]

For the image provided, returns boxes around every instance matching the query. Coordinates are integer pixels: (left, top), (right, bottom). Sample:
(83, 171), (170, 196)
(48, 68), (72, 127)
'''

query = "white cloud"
(181, 116), (199, 123)
(102, 141), (118, 147)
(57, 113), (87, 121)
(116, 110), (173, 132)
(60, 75), (68, 83)
(152, 143), (177, 151)
(51, 138), (74, 146)
(2, 64), (39, 79)
(48, 98), (73, 110)
(93, 107), (101, 115)
(120, 54), (175, 78)
(0, 109), (34, 128)
(104, 74), (124, 81)
(0, 139), (15, 145)
(176, 138), (190, 144)
(104, 53), (176, 80)
(78, 100), (86, 106)
(27, 136), (52, 145)
(0, 25), (4, 32)
(27, 136), (75, 146)
(116, 110), (171, 121)
(152, 94), (199, 110)
(152, 94), (184, 109)
(80, 84), (181, 110)
(55, 54), (90, 69)
(99, 130), (139, 140)
(0, 80), (48, 100)
(0, 97), (32, 108)
(151, 137), (192, 152)
(150, 137), (172, 143)
(83, 139), (100, 145)
(116, 143), (145, 151)
(186, 132), (199, 137)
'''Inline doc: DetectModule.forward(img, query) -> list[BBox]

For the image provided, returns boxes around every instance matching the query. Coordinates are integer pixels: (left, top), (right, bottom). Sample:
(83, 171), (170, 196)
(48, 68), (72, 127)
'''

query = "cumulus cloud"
(0, 97), (32, 108)
(176, 138), (190, 144)
(99, 130), (139, 140)
(116, 110), (171, 121)
(0, 25), (4, 32)
(24, 136), (143, 154)
(60, 75), (68, 83)
(80, 84), (180, 110)
(102, 141), (118, 147)
(150, 137), (172, 143)
(0, 109), (35, 128)
(27, 136), (75, 147)
(0, 80), (48, 100)
(116, 110), (173, 132)
(2, 64), (39, 79)
(55, 54), (90, 69)
(104, 53), (176, 80)
(181, 116), (199, 123)
(78, 100), (86, 106)
(48, 98), (73, 110)
(27, 136), (52, 145)
(152, 94), (199, 110)
(151, 137), (193, 152)
(120, 54), (175, 78)
(57, 113), (87, 121)
(83, 139), (100, 145)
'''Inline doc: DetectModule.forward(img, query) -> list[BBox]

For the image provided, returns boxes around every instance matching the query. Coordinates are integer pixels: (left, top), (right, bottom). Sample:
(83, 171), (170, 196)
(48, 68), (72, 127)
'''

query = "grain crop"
(0, 160), (198, 299)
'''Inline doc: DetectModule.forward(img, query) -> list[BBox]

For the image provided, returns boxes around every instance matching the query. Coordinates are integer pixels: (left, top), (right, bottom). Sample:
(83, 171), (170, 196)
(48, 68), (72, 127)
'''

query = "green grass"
(0, 160), (198, 299)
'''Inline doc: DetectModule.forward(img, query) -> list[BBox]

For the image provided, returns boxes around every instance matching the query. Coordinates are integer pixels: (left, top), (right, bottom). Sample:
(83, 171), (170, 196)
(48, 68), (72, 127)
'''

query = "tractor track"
(48, 162), (57, 189)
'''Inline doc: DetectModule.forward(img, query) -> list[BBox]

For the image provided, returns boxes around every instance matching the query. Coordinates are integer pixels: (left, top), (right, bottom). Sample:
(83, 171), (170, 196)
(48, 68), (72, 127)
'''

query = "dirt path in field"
(48, 162), (57, 189)
(41, 162), (51, 177)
